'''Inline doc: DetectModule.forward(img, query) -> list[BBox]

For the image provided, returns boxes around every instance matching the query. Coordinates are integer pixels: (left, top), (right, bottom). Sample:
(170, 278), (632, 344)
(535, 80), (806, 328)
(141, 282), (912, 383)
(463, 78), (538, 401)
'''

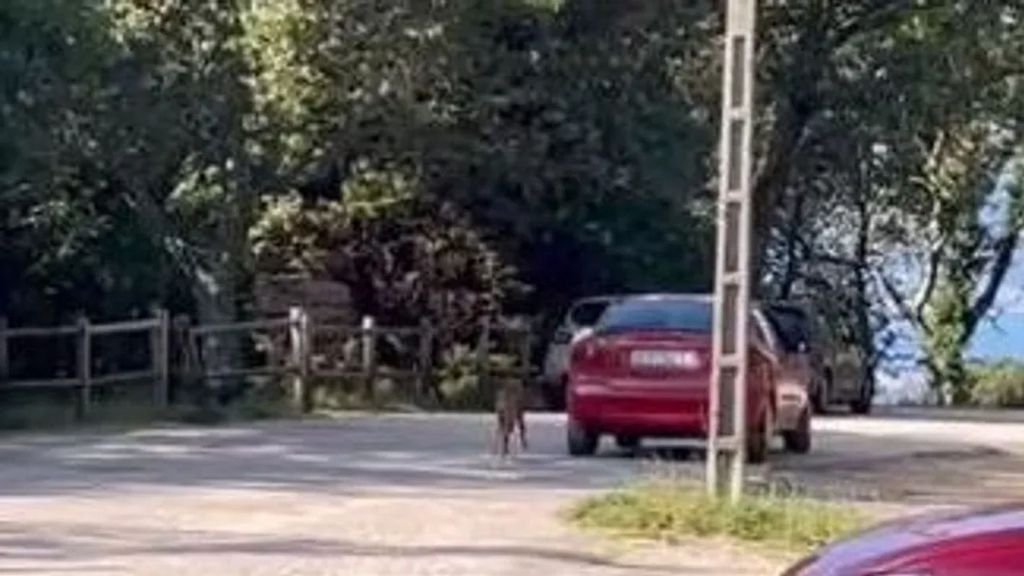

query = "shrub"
(969, 360), (1024, 408)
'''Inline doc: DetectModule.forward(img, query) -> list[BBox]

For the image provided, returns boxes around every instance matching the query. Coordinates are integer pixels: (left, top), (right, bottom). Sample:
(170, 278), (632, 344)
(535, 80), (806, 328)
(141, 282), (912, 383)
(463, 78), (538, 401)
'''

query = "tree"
(766, 2), (1024, 402)
(251, 165), (523, 335)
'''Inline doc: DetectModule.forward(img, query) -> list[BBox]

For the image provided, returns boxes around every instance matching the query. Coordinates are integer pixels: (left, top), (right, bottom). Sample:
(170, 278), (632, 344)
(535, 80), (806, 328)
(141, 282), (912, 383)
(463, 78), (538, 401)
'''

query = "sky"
(877, 249), (1024, 403)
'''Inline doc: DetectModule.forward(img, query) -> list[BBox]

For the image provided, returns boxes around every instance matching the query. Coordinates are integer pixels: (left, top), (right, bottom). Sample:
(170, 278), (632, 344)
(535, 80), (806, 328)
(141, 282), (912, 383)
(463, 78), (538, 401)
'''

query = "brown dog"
(492, 377), (528, 458)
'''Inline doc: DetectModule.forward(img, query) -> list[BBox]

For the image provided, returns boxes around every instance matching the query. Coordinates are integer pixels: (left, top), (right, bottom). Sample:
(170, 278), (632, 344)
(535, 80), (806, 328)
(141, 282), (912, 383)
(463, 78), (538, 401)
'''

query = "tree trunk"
(921, 302), (970, 406)
(922, 349), (969, 407)
(192, 259), (244, 404)
(777, 191), (806, 300)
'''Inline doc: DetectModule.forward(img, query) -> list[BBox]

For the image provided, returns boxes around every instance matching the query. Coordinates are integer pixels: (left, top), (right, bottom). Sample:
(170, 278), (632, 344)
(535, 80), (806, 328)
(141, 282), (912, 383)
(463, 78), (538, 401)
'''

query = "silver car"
(540, 296), (620, 409)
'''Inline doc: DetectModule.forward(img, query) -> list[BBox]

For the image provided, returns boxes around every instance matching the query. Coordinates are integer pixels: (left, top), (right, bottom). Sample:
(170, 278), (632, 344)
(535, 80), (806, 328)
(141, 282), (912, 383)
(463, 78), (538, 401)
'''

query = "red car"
(785, 505), (1024, 575)
(566, 294), (807, 463)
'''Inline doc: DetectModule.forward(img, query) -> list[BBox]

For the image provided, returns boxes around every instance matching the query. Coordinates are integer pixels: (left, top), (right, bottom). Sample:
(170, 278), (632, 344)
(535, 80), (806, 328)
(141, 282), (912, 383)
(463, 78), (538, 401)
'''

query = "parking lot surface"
(1, 410), (1022, 575)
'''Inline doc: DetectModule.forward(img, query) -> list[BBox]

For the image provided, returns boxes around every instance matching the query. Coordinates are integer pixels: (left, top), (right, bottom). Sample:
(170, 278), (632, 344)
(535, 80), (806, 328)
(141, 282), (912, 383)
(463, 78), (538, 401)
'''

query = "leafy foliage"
(763, 3), (1024, 395)
(252, 165), (524, 336)
(969, 360), (1024, 408)
(2, 0), (1023, 403)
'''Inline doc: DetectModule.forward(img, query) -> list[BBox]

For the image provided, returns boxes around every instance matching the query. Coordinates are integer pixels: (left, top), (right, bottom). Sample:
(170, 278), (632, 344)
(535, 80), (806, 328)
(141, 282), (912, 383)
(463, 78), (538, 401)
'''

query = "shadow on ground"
(0, 413), (1022, 506)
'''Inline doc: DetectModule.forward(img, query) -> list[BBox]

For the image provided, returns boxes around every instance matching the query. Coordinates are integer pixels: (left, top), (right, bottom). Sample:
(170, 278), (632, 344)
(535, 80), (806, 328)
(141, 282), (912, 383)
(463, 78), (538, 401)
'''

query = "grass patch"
(571, 482), (866, 552)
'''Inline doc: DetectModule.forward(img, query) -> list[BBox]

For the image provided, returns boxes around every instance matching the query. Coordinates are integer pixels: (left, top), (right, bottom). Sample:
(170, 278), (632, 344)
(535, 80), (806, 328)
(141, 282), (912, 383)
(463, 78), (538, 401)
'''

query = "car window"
(766, 307), (809, 353)
(568, 300), (611, 327)
(597, 298), (712, 334)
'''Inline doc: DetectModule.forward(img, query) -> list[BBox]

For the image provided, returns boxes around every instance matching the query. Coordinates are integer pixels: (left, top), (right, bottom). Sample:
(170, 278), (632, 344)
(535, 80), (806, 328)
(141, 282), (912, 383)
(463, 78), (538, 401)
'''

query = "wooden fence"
(0, 312), (170, 419)
(0, 308), (534, 418)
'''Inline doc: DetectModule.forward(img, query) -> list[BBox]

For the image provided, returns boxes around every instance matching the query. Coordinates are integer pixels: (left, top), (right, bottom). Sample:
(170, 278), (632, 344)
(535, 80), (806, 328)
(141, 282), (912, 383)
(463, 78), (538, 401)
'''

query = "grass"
(570, 482), (867, 553)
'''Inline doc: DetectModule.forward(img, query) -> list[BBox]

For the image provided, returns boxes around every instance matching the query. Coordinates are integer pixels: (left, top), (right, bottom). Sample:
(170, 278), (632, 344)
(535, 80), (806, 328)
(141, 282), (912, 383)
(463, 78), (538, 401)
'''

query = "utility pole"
(707, 0), (758, 502)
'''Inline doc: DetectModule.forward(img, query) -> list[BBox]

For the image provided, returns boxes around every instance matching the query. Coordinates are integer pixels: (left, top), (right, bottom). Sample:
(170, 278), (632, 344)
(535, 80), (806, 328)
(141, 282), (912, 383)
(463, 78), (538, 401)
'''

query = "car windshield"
(569, 300), (612, 327)
(597, 298), (712, 334)
(766, 307), (809, 353)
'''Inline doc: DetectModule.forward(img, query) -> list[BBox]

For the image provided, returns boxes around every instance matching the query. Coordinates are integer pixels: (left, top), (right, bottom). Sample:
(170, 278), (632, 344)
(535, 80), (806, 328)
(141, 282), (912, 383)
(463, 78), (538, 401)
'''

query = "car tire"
(746, 409), (771, 465)
(615, 435), (640, 450)
(850, 380), (873, 415)
(568, 420), (598, 456)
(783, 408), (812, 454)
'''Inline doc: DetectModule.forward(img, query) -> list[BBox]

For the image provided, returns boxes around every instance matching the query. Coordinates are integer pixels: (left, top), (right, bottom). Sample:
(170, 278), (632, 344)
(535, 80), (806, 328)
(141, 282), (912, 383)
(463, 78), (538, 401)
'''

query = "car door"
(749, 310), (780, 420)
(830, 327), (866, 401)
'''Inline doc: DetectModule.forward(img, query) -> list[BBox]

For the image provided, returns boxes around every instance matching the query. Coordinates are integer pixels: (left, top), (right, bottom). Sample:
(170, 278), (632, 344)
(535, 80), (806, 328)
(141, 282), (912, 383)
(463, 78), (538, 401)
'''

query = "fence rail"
(1, 307), (536, 419)
(0, 311), (170, 419)
(190, 317), (293, 336)
(90, 318), (161, 336)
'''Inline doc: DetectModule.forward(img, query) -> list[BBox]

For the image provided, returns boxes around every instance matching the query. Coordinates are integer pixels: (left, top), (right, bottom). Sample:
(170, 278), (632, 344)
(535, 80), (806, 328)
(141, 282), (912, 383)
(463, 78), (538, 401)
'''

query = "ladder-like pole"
(708, 0), (759, 503)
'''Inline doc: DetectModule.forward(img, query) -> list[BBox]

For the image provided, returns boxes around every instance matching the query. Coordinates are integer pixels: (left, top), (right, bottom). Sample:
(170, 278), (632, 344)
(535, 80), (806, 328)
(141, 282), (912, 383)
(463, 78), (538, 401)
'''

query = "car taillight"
(571, 337), (604, 368)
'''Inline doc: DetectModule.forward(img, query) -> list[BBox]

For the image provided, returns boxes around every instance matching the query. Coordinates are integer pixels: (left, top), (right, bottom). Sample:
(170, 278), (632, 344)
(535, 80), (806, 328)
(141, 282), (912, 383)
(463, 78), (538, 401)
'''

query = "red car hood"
(789, 505), (1024, 575)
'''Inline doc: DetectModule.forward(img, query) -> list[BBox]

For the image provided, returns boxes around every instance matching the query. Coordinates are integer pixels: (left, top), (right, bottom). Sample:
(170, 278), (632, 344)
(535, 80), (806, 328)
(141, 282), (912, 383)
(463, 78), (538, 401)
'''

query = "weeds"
(571, 481), (866, 552)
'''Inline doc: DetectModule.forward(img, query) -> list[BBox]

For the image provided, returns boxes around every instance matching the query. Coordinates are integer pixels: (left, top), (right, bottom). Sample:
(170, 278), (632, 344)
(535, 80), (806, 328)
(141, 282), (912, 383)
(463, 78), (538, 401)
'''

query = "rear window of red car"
(598, 298), (712, 334)
(569, 301), (612, 327)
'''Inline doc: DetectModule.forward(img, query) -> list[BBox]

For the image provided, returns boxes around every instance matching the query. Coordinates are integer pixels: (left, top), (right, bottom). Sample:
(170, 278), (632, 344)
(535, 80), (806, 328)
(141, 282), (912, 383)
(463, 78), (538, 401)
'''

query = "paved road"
(1, 411), (1023, 575)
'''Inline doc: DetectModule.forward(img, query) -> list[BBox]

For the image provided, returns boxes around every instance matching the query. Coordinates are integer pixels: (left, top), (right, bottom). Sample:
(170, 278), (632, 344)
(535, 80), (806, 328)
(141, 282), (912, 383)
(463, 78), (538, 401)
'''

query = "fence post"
(0, 317), (8, 383)
(477, 317), (491, 397)
(76, 316), (92, 420)
(417, 318), (434, 404)
(289, 307), (310, 413)
(172, 315), (194, 400)
(362, 316), (377, 406)
(151, 309), (170, 409)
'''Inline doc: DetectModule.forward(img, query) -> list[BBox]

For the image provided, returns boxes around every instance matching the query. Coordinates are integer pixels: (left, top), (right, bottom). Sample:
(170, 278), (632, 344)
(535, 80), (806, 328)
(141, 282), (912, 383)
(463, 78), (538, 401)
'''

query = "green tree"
(767, 3), (1024, 401)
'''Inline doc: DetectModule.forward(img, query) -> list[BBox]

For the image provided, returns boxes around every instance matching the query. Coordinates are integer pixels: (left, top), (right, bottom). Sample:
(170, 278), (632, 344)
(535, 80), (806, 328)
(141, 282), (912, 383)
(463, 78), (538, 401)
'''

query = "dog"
(492, 377), (528, 458)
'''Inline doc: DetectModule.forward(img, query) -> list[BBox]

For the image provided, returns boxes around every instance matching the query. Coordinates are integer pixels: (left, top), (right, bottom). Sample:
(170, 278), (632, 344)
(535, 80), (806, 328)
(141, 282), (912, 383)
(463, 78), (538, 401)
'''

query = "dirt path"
(1, 410), (1023, 575)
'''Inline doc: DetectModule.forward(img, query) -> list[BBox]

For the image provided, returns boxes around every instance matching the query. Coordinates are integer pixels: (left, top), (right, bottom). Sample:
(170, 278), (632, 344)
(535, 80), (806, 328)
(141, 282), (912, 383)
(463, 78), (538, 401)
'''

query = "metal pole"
(709, 0), (758, 502)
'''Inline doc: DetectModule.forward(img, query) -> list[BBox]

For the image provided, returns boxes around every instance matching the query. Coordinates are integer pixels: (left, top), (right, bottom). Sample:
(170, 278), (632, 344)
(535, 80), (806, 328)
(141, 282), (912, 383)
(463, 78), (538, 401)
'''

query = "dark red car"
(785, 505), (1024, 575)
(565, 294), (789, 463)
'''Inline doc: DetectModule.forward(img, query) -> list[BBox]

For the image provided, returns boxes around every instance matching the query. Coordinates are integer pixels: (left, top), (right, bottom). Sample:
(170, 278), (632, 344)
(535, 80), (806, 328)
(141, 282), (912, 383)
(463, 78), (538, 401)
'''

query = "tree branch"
(829, 0), (921, 49)
(965, 231), (1020, 340)
(913, 237), (944, 320)
(876, 270), (927, 332)
(793, 234), (872, 271)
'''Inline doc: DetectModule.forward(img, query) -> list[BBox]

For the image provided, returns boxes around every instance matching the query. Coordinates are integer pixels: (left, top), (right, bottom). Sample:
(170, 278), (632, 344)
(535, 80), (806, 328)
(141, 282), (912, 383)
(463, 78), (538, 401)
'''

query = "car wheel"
(568, 420), (598, 456)
(746, 409), (771, 465)
(615, 435), (640, 450)
(850, 380), (873, 415)
(783, 408), (812, 454)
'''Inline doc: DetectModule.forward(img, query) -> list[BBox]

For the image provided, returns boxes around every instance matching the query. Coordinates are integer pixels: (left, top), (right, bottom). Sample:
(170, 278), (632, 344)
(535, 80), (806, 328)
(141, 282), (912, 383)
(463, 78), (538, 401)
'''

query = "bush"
(969, 360), (1024, 408)
(570, 482), (866, 552)
(434, 345), (521, 411)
